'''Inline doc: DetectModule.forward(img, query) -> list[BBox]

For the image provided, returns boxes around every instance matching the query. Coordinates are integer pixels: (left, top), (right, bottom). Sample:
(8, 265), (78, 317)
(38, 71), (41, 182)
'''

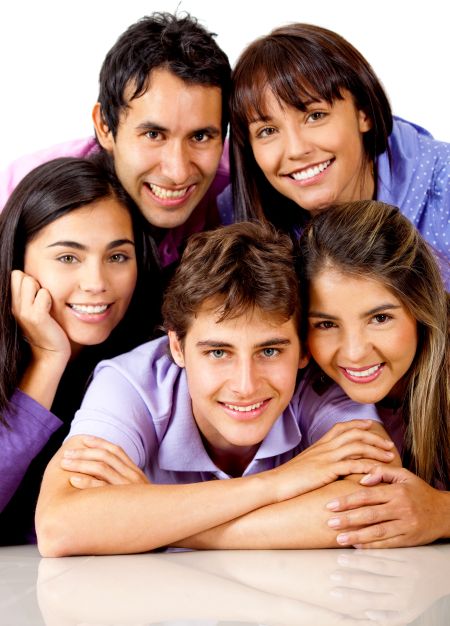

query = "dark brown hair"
(230, 23), (392, 231)
(162, 221), (300, 343)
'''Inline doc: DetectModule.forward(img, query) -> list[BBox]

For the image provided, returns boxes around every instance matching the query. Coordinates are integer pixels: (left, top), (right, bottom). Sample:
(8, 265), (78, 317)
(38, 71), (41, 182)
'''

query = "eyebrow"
(309, 303), (402, 319)
(47, 239), (135, 250)
(136, 122), (221, 137)
(196, 338), (292, 349)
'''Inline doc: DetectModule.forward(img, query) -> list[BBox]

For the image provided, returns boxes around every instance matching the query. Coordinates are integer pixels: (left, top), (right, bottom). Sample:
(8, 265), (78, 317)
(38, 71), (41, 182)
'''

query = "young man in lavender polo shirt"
(36, 222), (399, 555)
(0, 12), (232, 268)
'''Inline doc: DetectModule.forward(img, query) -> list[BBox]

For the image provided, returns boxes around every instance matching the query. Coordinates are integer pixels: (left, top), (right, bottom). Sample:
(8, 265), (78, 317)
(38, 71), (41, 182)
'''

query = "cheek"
(307, 333), (331, 366)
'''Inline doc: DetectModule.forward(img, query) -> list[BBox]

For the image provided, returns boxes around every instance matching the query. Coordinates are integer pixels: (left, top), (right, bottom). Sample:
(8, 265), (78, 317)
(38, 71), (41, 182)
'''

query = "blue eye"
(262, 348), (279, 357)
(210, 349), (225, 359)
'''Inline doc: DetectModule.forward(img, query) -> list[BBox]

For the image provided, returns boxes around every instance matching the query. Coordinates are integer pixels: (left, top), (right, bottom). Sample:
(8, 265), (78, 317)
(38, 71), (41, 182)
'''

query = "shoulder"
(0, 137), (98, 210)
(292, 368), (381, 444)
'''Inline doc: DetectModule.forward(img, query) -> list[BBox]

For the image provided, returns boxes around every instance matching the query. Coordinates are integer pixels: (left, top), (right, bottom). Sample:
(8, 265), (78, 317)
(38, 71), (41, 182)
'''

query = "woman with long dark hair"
(0, 156), (160, 543)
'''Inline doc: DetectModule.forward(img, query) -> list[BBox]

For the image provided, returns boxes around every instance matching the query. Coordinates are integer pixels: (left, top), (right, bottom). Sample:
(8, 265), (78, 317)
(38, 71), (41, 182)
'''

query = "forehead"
(185, 300), (297, 341)
(28, 197), (133, 245)
(310, 268), (402, 308)
(121, 67), (222, 129)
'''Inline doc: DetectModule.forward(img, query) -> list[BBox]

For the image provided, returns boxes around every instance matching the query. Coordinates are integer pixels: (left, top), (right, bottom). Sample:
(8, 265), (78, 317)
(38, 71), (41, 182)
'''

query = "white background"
(0, 0), (448, 170)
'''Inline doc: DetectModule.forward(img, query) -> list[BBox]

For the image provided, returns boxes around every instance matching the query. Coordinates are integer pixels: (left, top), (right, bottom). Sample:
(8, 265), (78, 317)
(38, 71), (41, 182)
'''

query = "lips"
(219, 398), (271, 421)
(289, 159), (332, 181)
(68, 304), (110, 314)
(339, 363), (385, 383)
(149, 183), (190, 200)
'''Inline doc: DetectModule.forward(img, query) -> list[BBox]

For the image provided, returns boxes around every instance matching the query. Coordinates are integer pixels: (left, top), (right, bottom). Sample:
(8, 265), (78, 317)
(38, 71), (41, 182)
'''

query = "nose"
(339, 329), (372, 364)
(229, 357), (259, 398)
(285, 126), (312, 160)
(79, 261), (107, 294)
(160, 140), (192, 184)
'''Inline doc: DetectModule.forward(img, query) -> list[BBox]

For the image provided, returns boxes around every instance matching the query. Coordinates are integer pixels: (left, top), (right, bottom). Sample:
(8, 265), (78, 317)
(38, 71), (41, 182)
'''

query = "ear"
(92, 102), (115, 151)
(168, 331), (185, 368)
(358, 109), (373, 133)
(298, 349), (310, 370)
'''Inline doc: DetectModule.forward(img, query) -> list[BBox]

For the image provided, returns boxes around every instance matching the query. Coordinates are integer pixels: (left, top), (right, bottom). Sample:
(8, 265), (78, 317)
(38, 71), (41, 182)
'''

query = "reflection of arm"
(0, 390), (61, 512)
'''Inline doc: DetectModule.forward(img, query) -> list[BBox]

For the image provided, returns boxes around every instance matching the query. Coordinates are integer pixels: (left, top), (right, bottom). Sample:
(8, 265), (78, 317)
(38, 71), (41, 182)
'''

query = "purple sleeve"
(0, 137), (98, 211)
(296, 375), (382, 448)
(0, 390), (62, 512)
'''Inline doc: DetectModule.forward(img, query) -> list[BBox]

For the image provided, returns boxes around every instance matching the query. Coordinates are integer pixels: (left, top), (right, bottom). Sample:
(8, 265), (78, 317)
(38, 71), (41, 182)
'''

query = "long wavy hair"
(298, 200), (449, 488)
(0, 156), (160, 425)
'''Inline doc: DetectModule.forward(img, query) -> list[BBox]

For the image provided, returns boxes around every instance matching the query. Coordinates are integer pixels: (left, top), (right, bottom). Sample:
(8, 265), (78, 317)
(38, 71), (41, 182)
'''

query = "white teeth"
(345, 364), (381, 378)
(291, 159), (331, 181)
(69, 304), (109, 314)
(149, 183), (189, 199)
(224, 401), (265, 412)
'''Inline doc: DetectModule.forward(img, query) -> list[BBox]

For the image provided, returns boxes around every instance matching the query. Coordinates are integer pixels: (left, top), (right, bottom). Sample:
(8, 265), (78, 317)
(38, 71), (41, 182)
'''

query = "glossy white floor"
(1, 543), (449, 625)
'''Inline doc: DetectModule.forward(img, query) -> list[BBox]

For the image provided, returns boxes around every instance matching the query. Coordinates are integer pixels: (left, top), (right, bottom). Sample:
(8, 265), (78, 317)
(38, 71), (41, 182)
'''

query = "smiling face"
(94, 68), (223, 230)
(248, 89), (373, 213)
(24, 198), (137, 354)
(168, 301), (306, 463)
(307, 268), (418, 404)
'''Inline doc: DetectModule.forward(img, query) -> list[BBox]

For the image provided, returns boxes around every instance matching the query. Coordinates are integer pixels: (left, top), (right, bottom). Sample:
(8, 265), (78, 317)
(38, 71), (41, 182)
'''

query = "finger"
(62, 445), (147, 484)
(334, 459), (379, 477)
(317, 420), (374, 443)
(69, 475), (107, 489)
(335, 521), (406, 547)
(331, 428), (394, 451)
(61, 457), (137, 485)
(330, 441), (395, 464)
(360, 466), (410, 486)
(80, 436), (138, 471)
(326, 486), (390, 512)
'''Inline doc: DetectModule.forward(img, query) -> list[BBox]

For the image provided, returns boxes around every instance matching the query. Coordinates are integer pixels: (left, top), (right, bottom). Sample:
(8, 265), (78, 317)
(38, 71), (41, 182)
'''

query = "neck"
(202, 436), (259, 477)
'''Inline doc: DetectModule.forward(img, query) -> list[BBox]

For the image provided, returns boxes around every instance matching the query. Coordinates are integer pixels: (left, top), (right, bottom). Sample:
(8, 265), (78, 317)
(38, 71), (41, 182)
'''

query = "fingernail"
(330, 572), (343, 582)
(61, 458), (73, 466)
(327, 517), (341, 528)
(326, 500), (339, 510)
(360, 474), (373, 484)
(70, 476), (82, 485)
(63, 449), (75, 458)
(336, 533), (350, 545)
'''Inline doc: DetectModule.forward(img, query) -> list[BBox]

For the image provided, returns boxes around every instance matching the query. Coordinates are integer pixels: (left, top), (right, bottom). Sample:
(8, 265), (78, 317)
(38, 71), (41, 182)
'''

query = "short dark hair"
(162, 221), (301, 343)
(230, 23), (392, 227)
(0, 157), (160, 424)
(98, 12), (231, 139)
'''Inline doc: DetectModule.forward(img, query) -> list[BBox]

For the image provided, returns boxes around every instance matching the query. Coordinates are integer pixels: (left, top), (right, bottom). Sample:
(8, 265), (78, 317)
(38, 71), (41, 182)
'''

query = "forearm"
(175, 479), (364, 550)
(0, 390), (61, 512)
(19, 354), (67, 410)
(36, 446), (287, 556)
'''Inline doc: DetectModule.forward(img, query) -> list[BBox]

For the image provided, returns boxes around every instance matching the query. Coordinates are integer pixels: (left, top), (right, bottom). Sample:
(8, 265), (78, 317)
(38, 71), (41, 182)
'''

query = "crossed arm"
(35, 420), (399, 556)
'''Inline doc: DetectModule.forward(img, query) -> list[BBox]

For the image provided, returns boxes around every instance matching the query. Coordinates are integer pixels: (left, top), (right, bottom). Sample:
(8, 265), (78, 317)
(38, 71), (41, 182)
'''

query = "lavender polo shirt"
(67, 336), (381, 482)
(0, 138), (231, 268)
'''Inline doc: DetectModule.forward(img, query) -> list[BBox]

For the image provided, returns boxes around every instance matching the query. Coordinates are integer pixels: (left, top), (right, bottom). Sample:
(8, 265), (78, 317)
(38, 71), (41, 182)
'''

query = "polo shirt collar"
(158, 372), (303, 474)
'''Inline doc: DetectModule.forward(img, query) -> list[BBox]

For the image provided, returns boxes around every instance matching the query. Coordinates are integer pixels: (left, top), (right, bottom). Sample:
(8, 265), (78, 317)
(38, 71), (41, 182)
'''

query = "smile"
(149, 183), (191, 199)
(340, 363), (384, 383)
(68, 304), (110, 314)
(222, 400), (265, 412)
(290, 159), (332, 181)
